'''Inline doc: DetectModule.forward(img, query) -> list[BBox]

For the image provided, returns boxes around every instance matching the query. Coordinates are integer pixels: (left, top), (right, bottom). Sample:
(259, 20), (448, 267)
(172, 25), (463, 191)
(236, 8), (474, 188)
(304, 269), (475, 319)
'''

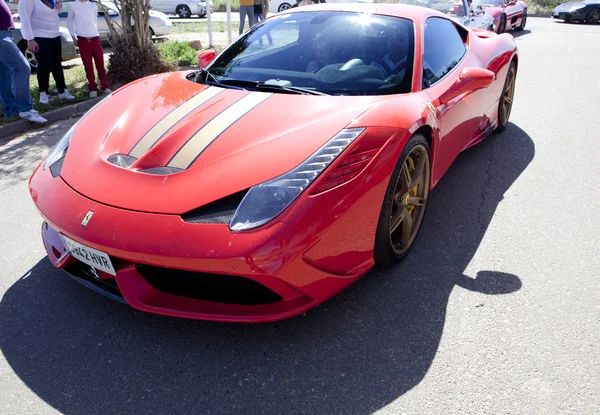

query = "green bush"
(158, 41), (199, 66)
(213, 0), (240, 12)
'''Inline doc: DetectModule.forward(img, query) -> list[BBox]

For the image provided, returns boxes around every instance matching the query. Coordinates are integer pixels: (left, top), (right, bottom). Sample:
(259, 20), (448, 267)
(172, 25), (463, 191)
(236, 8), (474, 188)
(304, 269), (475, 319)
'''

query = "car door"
(503, 0), (522, 27)
(149, 0), (166, 14)
(421, 17), (487, 183)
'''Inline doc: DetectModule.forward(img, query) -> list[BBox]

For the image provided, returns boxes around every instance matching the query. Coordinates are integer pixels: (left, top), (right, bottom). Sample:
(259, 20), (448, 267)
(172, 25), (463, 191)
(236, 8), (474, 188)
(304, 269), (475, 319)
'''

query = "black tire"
(278, 3), (292, 12)
(495, 61), (517, 133)
(18, 41), (37, 73)
(176, 5), (192, 18)
(148, 26), (155, 41)
(374, 134), (431, 267)
(497, 14), (506, 33)
(586, 8), (600, 24)
(516, 9), (527, 30)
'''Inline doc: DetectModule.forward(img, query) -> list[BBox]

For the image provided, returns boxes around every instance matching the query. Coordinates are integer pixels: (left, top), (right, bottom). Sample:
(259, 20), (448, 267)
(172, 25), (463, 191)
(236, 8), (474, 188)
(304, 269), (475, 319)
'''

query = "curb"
(0, 96), (105, 140)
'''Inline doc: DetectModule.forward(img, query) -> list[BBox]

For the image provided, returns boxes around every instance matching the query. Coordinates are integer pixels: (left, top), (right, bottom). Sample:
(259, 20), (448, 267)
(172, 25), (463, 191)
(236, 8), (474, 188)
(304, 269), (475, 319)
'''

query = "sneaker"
(19, 109), (47, 124)
(39, 92), (49, 105)
(59, 90), (76, 100)
(103, 88), (112, 94)
(89, 90), (98, 98)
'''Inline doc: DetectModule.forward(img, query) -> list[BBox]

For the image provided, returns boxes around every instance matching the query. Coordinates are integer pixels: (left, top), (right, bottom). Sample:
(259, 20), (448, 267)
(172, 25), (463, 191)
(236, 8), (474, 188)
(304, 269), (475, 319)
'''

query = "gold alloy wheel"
(500, 66), (516, 127)
(389, 144), (430, 256)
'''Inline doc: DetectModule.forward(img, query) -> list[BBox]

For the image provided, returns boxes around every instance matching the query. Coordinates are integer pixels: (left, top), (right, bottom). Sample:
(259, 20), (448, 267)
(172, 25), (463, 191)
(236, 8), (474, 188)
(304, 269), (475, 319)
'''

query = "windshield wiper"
(217, 79), (329, 96)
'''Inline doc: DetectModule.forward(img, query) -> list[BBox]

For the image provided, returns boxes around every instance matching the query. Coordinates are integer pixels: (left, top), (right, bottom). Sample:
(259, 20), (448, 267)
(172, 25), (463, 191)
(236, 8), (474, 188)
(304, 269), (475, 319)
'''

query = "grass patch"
(172, 21), (240, 34)
(0, 64), (108, 126)
(213, 0), (240, 12)
(158, 41), (199, 66)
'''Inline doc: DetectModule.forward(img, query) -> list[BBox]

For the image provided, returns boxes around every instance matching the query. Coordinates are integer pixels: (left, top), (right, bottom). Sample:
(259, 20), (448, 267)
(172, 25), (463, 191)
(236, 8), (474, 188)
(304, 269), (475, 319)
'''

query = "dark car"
(552, 0), (600, 23)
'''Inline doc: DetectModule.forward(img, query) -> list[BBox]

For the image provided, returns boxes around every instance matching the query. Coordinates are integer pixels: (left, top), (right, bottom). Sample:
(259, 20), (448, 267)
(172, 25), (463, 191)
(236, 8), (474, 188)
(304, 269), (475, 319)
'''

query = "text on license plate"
(61, 235), (116, 276)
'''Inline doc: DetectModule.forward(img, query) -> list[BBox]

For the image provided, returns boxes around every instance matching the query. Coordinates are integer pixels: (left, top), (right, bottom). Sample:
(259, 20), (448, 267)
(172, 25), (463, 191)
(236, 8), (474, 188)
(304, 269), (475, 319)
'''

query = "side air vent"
(139, 166), (184, 175)
(181, 190), (248, 224)
(107, 154), (137, 168)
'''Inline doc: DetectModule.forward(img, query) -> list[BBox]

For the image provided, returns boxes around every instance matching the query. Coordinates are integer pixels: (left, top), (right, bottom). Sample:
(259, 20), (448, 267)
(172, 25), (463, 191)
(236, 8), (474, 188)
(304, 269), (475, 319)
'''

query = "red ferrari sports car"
(472, 0), (527, 33)
(29, 3), (518, 322)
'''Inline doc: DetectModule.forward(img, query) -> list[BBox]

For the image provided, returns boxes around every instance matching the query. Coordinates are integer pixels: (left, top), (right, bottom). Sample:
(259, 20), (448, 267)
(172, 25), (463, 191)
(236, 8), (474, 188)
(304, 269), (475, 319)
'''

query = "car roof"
(281, 3), (448, 21)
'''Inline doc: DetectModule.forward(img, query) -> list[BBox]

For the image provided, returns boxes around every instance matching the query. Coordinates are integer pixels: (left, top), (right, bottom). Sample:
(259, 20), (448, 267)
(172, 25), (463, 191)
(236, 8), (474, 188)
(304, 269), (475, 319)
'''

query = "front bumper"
(30, 163), (373, 323)
(552, 10), (586, 21)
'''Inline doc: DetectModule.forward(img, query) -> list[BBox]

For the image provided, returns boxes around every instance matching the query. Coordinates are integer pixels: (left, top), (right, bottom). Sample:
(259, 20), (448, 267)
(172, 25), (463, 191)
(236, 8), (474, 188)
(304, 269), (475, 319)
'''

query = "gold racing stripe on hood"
(128, 86), (225, 159)
(166, 92), (273, 170)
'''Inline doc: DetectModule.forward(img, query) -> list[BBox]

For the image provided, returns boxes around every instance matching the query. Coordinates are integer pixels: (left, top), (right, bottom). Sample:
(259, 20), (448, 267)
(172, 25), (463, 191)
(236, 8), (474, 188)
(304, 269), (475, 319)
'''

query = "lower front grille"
(64, 261), (126, 303)
(136, 265), (283, 305)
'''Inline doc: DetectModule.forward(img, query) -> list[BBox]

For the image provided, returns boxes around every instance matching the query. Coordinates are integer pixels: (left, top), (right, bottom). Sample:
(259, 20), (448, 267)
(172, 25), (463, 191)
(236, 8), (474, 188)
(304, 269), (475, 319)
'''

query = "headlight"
(43, 121), (77, 176)
(42, 96), (110, 176)
(229, 128), (365, 232)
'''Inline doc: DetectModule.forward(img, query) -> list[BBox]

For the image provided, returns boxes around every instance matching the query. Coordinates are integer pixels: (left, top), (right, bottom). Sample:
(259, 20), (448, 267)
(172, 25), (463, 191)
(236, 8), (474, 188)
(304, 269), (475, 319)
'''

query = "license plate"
(61, 235), (116, 276)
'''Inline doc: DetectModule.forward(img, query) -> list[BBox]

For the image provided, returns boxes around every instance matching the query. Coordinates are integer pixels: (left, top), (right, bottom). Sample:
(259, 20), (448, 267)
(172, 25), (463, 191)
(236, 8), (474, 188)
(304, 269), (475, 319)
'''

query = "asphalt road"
(1, 17), (599, 415)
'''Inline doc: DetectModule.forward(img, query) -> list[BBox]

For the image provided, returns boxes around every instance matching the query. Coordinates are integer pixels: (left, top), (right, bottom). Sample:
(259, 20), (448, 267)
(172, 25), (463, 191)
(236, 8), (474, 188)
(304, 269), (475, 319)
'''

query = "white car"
(65, 1), (172, 41)
(150, 0), (213, 18)
(269, 0), (374, 14)
(12, 1), (173, 41)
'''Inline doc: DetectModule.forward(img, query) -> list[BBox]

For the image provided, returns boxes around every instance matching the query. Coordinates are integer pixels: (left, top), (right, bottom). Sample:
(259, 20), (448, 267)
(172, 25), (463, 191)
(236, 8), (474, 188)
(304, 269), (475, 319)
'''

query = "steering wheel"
(354, 55), (389, 76)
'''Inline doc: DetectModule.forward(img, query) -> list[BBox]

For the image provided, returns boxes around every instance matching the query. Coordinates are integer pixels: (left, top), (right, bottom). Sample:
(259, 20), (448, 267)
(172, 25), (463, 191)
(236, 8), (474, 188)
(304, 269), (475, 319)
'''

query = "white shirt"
(18, 0), (62, 40)
(67, 0), (99, 38)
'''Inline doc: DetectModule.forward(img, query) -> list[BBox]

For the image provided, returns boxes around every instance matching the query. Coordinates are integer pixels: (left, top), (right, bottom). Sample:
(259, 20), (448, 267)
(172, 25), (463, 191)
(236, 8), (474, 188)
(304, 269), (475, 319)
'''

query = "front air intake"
(181, 190), (248, 224)
(136, 265), (283, 305)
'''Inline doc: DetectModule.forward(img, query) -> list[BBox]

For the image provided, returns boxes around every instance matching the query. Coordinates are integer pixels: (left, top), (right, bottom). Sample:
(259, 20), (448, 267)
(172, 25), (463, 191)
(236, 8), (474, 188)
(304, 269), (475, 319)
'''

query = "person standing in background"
(0, 0), (46, 122)
(254, 0), (272, 45)
(67, 0), (110, 98)
(238, 0), (254, 35)
(18, 0), (75, 104)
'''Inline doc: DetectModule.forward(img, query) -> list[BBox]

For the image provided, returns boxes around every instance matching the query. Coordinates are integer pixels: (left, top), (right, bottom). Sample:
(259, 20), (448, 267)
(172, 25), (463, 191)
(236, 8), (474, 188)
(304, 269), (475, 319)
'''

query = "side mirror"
(439, 67), (495, 104)
(197, 49), (216, 69)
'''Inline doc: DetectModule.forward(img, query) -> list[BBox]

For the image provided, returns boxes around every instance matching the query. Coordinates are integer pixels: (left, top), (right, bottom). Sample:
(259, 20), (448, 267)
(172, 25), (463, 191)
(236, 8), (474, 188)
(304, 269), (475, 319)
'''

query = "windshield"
(399, 0), (468, 17)
(471, 0), (504, 7)
(205, 12), (415, 96)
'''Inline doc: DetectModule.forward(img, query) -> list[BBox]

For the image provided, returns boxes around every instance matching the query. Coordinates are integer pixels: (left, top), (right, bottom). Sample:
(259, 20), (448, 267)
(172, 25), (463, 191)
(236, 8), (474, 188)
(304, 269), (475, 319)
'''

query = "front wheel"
(497, 14), (506, 33)
(278, 3), (292, 12)
(176, 5), (192, 18)
(586, 8), (600, 24)
(374, 134), (431, 267)
(495, 61), (516, 133)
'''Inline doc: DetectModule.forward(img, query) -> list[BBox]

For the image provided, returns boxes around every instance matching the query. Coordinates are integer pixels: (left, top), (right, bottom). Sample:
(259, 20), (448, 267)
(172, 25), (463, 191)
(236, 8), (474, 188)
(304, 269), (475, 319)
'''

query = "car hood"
(553, 2), (586, 11)
(60, 72), (382, 215)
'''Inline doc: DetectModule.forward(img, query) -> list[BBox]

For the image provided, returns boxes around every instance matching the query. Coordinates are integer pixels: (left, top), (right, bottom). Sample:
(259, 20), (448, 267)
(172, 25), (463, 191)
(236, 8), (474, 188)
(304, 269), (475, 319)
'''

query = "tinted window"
(206, 12), (415, 96)
(422, 17), (467, 87)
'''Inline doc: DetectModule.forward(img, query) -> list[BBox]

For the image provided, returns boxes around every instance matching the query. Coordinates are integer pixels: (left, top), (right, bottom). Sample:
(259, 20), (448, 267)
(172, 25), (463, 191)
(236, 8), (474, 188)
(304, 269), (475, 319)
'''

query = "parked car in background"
(57, 1), (173, 41)
(13, 1), (171, 47)
(552, 0), (600, 24)
(11, 22), (79, 72)
(399, 0), (496, 31)
(6, 0), (18, 13)
(269, 0), (373, 14)
(150, 0), (213, 18)
(471, 0), (527, 33)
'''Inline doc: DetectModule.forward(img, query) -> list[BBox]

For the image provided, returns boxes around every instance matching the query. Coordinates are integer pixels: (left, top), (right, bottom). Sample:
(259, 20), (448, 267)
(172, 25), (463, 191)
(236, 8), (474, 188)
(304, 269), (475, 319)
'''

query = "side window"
(422, 17), (467, 88)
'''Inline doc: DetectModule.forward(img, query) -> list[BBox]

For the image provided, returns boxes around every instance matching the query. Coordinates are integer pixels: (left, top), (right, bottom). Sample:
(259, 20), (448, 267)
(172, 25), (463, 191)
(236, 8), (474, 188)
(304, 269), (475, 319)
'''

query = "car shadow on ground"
(511, 28), (532, 38)
(0, 123), (534, 414)
(0, 120), (67, 188)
